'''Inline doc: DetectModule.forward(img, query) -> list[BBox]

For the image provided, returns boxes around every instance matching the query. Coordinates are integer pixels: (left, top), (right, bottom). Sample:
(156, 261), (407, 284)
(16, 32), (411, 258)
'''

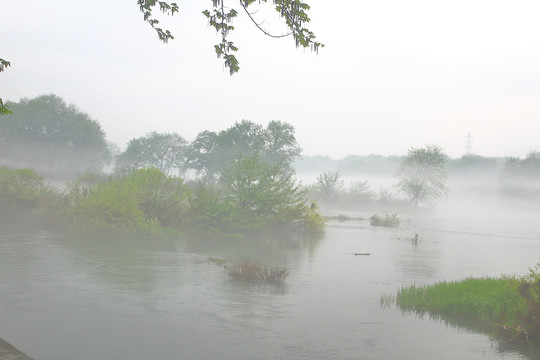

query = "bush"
(60, 168), (191, 238)
(0, 166), (57, 214)
(122, 168), (191, 226)
(66, 179), (155, 238)
(370, 213), (400, 227)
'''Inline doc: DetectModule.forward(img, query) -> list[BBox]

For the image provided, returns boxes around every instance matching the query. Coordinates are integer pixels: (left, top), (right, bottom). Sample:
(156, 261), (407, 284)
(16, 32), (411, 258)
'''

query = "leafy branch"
(139, 0), (323, 75)
(0, 58), (12, 116)
(137, 0), (179, 43)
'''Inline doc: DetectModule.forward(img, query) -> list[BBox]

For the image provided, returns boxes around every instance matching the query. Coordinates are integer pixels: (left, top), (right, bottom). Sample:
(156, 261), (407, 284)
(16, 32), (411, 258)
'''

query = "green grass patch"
(393, 268), (540, 346)
(396, 277), (527, 326)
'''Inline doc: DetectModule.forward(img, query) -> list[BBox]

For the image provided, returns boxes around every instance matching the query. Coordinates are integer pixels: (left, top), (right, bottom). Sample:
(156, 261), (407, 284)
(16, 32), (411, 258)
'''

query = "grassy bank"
(392, 267), (540, 346)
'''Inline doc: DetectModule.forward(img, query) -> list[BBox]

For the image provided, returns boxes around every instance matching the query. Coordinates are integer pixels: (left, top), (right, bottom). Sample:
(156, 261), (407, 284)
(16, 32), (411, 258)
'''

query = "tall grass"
(396, 277), (527, 326)
(394, 269), (540, 345)
(370, 213), (400, 227)
(225, 259), (288, 282)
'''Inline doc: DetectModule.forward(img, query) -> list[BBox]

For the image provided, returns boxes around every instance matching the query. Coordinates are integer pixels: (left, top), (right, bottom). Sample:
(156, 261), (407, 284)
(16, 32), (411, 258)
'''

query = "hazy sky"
(2, 0), (539, 158)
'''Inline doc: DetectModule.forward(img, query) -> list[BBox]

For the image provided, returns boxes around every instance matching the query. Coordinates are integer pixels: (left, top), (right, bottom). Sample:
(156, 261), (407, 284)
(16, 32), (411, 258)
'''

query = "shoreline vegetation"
(0, 165), (326, 240)
(0, 337), (34, 360)
(383, 266), (540, 347)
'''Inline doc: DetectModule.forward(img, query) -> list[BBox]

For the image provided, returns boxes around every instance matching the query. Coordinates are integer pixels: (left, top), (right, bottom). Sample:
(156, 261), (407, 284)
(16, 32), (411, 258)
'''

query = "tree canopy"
(188, 120), (301, 181)
(0, 94), (110, 178)
(398, 145), (448, 207)
(115, 131), (189, 175)
(138, 0), (323, 74)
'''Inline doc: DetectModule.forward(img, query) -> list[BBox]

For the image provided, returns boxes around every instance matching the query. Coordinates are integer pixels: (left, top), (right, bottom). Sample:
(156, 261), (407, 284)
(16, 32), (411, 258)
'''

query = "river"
(1, 199), (539, 360)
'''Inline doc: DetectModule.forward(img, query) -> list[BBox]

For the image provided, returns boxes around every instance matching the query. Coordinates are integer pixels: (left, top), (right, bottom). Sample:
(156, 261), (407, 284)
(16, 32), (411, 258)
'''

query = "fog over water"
(1, 170), (539, 360)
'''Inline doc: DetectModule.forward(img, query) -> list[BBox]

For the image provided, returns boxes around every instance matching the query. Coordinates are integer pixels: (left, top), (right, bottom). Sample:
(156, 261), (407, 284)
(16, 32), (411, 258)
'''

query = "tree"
(398, 145), (448, 207)
(500, 151), (540, 196)
(315, 171), (344, 202)
(116, 131), (188, 175)
(220, 152), (307, 231)
(138, 0), (323, 74)
(188, 120), (301, 181)
(0, 59), (11, 116)
(0, 94), (110, 178)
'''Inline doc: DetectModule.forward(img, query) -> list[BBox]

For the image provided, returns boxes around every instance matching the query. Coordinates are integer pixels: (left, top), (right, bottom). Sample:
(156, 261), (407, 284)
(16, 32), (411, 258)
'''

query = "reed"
(225, 259), (288, 282)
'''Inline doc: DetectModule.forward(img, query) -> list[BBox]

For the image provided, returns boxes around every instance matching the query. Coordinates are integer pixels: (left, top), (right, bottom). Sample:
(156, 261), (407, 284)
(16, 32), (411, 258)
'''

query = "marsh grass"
(394, 270), (540, 346)
(396, 277), (527, 326)
(225, 259), (288, 282)
(370, 213), (400, 227)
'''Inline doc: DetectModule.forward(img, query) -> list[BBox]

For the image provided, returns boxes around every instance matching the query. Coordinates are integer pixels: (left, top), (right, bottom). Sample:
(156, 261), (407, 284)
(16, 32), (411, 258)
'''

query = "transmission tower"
(465, 132), (473, 154)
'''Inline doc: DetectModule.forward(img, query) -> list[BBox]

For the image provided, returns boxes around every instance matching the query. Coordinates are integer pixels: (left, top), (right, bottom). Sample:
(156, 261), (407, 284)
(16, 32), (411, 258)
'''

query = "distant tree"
(500, 151), (540, 196)
(398, 145), (448, 207)
(116, 131), (188, 175)
(0, 94), (110, 177)
(348, 180), (375, 201)
(188, 120), (301, 181)
(447, 154), (502, 176)
(0, 58), (12, 116)
(315, 171), (344, 202)
(137, 0), (323, 74)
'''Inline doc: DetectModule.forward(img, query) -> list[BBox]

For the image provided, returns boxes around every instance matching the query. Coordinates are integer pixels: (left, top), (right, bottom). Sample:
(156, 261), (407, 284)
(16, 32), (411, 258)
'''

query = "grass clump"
(225, 259), (288, 282)
(396, 277), (527, 325)
(370, 213), (400, 227)
(395, 267), (540, 346)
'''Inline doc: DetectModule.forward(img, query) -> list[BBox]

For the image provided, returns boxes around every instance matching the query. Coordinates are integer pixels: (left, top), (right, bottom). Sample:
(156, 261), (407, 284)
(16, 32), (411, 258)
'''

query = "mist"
(2, 0), (540, 358)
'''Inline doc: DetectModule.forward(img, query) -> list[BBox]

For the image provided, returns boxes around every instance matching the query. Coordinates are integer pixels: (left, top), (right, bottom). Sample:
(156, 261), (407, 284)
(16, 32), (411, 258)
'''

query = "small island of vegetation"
(384, 265), (540, 347)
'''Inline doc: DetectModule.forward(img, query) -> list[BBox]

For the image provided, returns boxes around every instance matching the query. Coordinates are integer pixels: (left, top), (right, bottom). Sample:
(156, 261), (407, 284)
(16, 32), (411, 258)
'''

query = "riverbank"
(0, 338), (34, 360)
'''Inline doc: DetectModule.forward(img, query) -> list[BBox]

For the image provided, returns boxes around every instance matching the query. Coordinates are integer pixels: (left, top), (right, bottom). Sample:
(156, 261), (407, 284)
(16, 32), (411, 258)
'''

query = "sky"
(2, 0), (539, 159)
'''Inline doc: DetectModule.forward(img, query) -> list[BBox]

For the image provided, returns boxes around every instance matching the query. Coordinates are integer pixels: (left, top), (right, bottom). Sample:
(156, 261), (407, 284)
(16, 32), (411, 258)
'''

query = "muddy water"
(0, 204), (539, 360)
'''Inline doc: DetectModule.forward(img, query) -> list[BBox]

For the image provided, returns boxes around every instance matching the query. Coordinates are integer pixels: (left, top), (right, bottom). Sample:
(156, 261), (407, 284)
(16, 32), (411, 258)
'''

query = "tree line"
(0, 95), (324, 238)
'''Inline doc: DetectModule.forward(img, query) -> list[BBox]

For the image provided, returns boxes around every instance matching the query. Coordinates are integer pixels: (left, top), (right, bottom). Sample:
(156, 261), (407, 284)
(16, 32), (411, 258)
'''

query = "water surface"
(1, 204), (539, 360)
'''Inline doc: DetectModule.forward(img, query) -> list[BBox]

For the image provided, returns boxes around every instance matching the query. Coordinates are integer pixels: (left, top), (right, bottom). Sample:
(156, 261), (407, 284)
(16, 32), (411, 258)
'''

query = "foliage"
(64, 178), (156, 238)
(115, 131), (188, 175)
(447, 154), (502, 175)
(0, 166), (57, 213)
(0, 58), (11, 116)
(0, 94), (110, 178)
(220, 152), (308, 232)
(139, 1), (323, 75)
(398, 145), (448, 207)
(500, 151), (540, 197)
(123, 168), (191, 226)
(369, 213), (400, 227)
(302, 200), (325, 233)
(185, 182), (237, 235)
(60, 168), (190, 237)
(314, 171), (344, 202)
(347, 180), (375, 203)
(225, 259), (288, 282)
(188, 120), (301, 181)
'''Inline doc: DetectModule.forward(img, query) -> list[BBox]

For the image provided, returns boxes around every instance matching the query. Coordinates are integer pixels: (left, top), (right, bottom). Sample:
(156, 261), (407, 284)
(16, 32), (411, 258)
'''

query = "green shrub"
(67, 179), (156, 238)
(121, 168), (191, 226)
(0, 166), (57, 213)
